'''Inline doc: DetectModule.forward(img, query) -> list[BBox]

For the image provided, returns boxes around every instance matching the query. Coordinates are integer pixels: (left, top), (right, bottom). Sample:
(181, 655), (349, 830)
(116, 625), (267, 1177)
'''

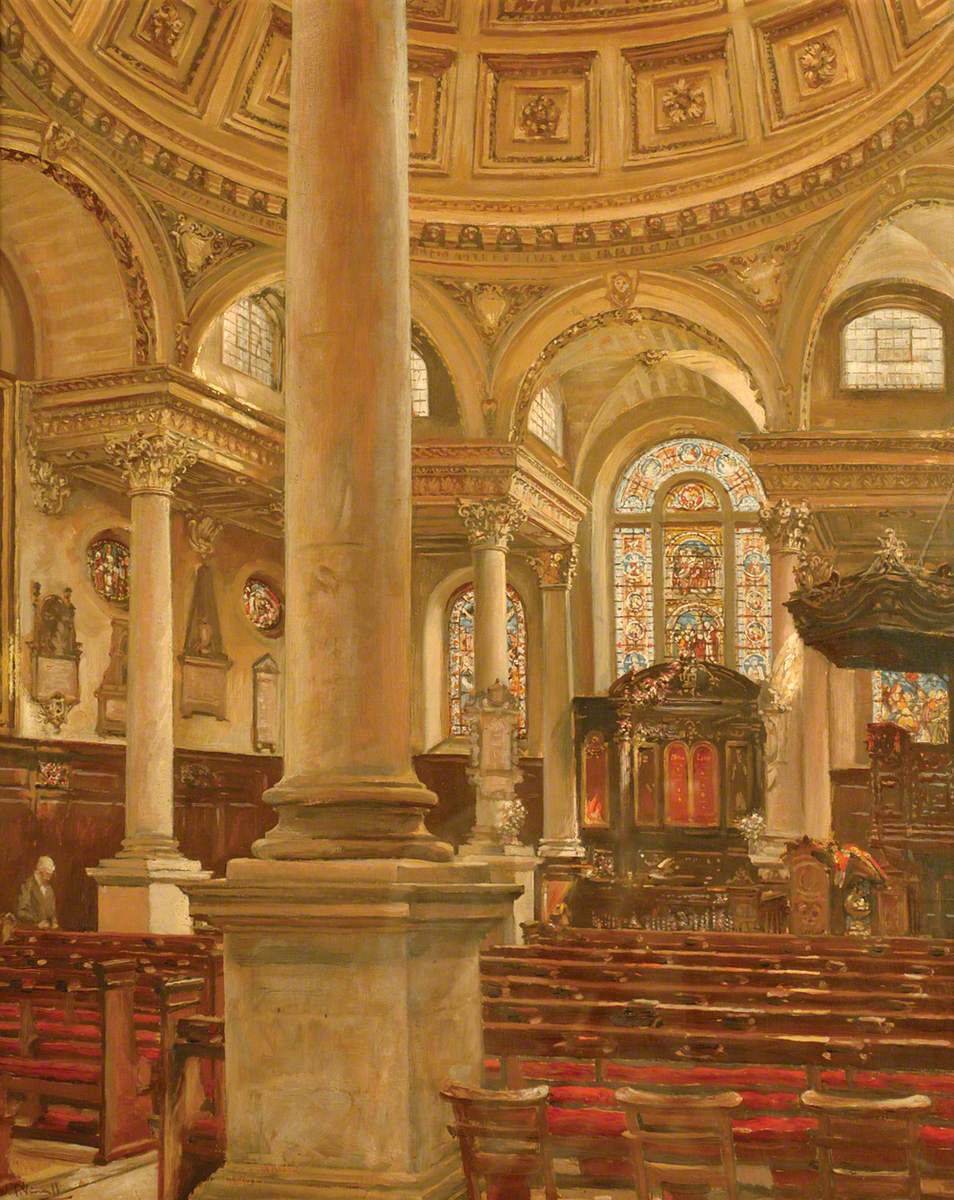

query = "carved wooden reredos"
(574, 658), (765, 879)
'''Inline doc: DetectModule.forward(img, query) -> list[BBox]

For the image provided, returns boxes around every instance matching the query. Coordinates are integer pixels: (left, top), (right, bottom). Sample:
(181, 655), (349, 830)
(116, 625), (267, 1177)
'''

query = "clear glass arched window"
(613, 438), (771, 682)
(842, 308), (944, 390)
(527, 386), (563, 455)
(873, 671), (949, 743)
(448, 583), (527, 737)
(410, 346), (429, 417)
(222, 295), (276, 386)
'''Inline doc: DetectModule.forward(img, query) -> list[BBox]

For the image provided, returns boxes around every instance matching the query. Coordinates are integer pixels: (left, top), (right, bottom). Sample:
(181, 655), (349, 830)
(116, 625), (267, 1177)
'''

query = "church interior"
(2, 0), (954, 1197)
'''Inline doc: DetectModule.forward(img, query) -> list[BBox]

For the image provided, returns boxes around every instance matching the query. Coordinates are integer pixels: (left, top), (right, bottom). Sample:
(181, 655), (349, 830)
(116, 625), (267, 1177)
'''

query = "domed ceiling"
(2, 0), (953, 264)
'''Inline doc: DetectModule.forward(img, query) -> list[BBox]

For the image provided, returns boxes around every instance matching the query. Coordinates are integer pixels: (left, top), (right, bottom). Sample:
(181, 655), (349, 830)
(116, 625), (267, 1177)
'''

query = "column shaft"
(473, 544), (509, 690)
(257, 0), (447, 861)
(125, 488), (174, 845)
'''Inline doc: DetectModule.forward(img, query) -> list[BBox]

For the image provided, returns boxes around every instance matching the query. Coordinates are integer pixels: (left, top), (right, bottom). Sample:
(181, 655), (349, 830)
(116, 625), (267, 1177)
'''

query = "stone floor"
(7, 1142), (156, 1199)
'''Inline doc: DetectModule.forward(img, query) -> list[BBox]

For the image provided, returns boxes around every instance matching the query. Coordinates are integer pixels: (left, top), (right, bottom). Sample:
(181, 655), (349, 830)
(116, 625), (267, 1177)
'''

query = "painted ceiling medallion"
(661, 77), (707, 124)
(519, 92), (562, 139)
(798, 39), (838, 90)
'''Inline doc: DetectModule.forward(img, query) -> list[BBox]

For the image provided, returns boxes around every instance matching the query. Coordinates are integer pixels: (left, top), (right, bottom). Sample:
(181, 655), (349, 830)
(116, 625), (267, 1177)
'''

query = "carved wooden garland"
(0, 148), (157, 364)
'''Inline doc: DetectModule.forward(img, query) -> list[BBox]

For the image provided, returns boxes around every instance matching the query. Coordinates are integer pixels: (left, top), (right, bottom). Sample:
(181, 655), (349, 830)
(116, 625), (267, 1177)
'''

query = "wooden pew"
(0, 1079), (22, 1197)
(159, 1016), (224, 1200)
(0, 960), (205, 1162)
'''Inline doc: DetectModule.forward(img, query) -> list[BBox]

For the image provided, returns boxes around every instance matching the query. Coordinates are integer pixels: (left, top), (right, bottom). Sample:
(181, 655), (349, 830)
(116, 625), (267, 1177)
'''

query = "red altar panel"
(664, 742), (690, 825)
(691, 741), (720, 826)
(582, 732), (609, 827)
(635, 744), (659, 825)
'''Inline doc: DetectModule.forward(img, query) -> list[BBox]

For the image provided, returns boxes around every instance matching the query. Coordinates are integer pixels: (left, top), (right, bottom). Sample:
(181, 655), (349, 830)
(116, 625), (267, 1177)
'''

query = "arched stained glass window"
(410, 346), (429, 417)
(527, 386), (563, 455)
(873, 671), (949, 744)
(448, 583), (527, 737)
(613, 438), (771, 683)
(842, 308), (944, 390)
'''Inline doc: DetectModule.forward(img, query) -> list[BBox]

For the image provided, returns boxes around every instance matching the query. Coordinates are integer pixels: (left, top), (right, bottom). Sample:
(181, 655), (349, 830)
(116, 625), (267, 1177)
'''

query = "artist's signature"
(13, 1183), (65, 1198)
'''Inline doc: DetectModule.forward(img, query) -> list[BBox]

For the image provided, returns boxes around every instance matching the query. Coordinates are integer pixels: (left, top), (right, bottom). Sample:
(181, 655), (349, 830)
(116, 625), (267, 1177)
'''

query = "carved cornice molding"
(413, 442), (588, 544)
(760, 498), (813, 556)
(0, 147), (157, 364)
(458, 497), (527, 550)
(106, 429), (197, 495)
(529, 543), (579, 590)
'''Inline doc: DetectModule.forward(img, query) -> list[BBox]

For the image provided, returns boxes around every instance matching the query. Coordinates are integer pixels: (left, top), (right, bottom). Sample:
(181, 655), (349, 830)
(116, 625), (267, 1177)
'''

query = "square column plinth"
(187, 858), (520, 1200)
(88, 856), (211, 934)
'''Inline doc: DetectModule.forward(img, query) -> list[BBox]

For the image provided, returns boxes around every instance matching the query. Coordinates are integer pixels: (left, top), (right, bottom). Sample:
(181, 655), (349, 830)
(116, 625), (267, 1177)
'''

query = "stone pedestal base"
(538, 838), (585, 861)
(459, 845), (539, 943)
(88, 855), (211, 934)
(186, 858), (519, 1200)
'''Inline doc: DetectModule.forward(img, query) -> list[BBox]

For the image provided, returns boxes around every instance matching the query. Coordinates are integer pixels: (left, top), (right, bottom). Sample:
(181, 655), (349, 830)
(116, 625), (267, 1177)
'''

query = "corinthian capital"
(760, 498), (813, 556)
(106, 430), (197, 495)
(529, 543), (579, 590)
(458, 497), (526, 550)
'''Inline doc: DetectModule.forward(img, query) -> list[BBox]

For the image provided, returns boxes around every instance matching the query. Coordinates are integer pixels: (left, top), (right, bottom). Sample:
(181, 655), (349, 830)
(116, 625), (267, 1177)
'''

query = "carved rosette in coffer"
(623, 33), (743, 161)
(475, 51), (598, 173)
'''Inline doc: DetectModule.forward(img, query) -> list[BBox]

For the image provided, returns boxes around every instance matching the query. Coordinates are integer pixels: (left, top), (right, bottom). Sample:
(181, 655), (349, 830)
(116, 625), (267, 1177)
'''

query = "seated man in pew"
(16, 857), (58, 930)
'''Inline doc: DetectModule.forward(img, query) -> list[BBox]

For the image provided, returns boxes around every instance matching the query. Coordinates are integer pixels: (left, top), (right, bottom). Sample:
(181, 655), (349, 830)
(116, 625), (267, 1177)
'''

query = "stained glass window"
(410, 347), (429, 417)
(613, 439), (770, 683)
(873, 671), (949, 744)
(843, 308), (944, 390)
(613, 527), (654, 674)
(87, 537), (130, 605)
(735, 527), (772, 683)
(222, 296), (275, 386)
(616, 438), (764, 514)
(664, 527), (724, 661)
(664, 480), (720, 512)
(448, 584), (527, 737)
(243, 577), (283, 635)
(527, 386), (563, 455)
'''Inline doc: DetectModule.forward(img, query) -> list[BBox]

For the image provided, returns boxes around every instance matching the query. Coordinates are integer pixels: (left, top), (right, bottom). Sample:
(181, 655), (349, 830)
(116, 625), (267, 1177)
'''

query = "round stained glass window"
(243, 576), (283, 634)
(87, 537), (130, 605)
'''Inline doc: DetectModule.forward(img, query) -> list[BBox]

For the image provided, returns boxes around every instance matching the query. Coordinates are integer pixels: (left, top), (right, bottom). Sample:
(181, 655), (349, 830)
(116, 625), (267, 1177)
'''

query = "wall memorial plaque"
(252, 654), (280, 752)
(28, 582), (82, 733)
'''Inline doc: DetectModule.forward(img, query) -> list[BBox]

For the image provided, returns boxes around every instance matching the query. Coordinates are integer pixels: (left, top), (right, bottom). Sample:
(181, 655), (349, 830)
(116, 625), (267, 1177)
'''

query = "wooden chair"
(615, 1086), (743, 1200)
(441, 1082), (557, 1200)
(800, 1088), (931, 1199)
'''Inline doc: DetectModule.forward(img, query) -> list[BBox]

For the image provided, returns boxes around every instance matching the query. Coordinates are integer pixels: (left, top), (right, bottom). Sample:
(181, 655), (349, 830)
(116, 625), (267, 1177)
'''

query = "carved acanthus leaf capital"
(760, 498), (813, 555)
(106, 430), (197, 495)
(529, 543), (579, 590)
(458, 497), (526, 550)
(26, 429), (71, 516)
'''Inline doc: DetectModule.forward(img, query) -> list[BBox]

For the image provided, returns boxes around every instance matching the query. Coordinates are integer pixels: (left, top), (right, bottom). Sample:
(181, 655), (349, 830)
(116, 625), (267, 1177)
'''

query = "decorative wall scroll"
(581, 730), (610, 828)
(86, 535), (130, 605)
(252, 654), (280, 753)
(180, 565), (231, 719)
(96, 618), (128, 736)
(242, 575), (283, 635)
(28, 583), (82, 733)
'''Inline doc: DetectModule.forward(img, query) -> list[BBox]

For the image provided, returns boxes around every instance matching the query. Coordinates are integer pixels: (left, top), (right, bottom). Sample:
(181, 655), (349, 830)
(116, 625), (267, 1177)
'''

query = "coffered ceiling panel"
(483, 0), (726, 31)
(221, 4), (290, 145)
(409, 45), (457, 174)
(92, 0), (240, 116)
(623, 33), (743, 161)
(475, 52), (599, 174)
(755, 2), (874, 131)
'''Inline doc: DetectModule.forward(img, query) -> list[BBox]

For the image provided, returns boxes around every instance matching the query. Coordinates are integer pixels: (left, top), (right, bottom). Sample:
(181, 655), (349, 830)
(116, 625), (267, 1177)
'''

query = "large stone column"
(759, 500), (813, 852)
(88, 430), (209, 933)
(188, 4), (518, 1197)
(530, 544), (584, 861)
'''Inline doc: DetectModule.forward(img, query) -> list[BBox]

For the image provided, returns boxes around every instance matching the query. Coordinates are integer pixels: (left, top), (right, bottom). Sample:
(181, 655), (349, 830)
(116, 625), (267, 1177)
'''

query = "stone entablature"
(413, 442), (589, 546)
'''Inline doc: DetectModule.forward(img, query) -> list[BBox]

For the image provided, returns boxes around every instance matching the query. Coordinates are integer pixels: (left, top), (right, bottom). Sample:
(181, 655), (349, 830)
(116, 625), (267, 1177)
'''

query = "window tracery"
(613, 438), (770, 682)
(527, 386), (563, 455)
(842, 308), (944, 390)
(410, 346), (429, 417)
(222, 295), (276, 386)
(448, 583), (527, 737)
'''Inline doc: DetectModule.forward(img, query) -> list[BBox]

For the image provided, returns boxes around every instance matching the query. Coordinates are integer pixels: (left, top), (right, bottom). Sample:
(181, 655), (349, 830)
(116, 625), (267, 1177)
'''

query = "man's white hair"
(36, 856), (55, 874)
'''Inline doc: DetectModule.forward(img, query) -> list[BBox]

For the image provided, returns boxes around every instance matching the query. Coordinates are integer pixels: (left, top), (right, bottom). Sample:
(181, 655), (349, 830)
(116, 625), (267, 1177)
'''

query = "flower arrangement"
(734, 810), (766, 853)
